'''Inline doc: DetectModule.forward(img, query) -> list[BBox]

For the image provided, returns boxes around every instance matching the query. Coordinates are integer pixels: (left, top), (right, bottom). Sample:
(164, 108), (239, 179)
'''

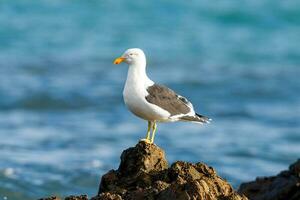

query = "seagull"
(114, 48), (211, 144)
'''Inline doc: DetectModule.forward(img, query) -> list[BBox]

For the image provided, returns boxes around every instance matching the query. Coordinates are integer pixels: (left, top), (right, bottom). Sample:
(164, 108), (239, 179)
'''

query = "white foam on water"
(3, 168), (15, 178)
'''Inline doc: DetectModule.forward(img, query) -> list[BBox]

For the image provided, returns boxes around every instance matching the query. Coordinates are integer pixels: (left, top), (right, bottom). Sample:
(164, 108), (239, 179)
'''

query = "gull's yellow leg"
(146, 121), (151, 141)
(141, 121), (152, 143)
(150, 121), (157, 144)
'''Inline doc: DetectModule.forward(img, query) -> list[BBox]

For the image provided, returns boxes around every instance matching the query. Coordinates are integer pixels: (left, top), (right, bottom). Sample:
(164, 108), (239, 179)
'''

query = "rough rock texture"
(39, 197), (61, 200)
(65, 195), (89, 200)
(95, 141), (247, 200)
(239, 159), (300, 200)
(39, 195), (88, 200)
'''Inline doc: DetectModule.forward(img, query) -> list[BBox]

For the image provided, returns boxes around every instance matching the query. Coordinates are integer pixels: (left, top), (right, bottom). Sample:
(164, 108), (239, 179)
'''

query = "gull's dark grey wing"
(145, 84), (192, 116)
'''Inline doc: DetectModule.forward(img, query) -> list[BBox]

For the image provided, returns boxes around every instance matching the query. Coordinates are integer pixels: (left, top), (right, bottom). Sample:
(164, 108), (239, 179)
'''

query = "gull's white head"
(114, 48), (146, 65)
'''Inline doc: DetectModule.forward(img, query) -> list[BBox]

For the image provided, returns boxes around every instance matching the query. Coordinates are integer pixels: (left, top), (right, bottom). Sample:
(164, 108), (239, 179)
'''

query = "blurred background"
(0, 0), (300, 199)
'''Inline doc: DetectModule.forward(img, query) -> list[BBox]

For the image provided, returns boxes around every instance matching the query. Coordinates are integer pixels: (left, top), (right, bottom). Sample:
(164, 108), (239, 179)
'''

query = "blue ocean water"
(0, 0), (300, 199)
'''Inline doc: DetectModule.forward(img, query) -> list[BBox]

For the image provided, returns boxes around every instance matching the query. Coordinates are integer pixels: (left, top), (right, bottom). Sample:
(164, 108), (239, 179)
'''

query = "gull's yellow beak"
(113, 57), (125, 64)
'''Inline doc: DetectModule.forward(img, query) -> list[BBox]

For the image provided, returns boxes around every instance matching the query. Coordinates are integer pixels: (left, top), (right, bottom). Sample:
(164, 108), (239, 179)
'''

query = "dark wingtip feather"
(196, 113), (212, 123)
(179, 113), (211, 124)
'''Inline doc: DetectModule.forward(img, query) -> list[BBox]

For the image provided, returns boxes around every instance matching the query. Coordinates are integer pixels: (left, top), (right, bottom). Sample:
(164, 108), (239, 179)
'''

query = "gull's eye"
(129, 53), (133, 56)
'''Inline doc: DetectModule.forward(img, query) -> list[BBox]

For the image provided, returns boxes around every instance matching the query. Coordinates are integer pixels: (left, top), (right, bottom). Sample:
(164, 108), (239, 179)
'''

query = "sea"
(0, 0), (299, 199)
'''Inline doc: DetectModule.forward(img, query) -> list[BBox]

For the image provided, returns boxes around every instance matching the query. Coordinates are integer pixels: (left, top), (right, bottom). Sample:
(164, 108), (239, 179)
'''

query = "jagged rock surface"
(39, 197), (61, 200)
(65, 195), (89, 200)
(39, 195), (88, 200)
(95, 141), (247, 200)
(239, 159), (300, 200)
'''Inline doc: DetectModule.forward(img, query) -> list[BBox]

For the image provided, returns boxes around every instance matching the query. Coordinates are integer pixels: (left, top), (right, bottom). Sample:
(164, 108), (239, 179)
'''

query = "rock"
(65, 195), (88, 200)
(118, 141), (168, 175)
(39, 141), (248, 200)
(91, 193), (122, 200)
(38, 197), (61, 200)
(38, 195), (89, 200)
(239, 159), (300, 200)
(97, 141), (247, 200)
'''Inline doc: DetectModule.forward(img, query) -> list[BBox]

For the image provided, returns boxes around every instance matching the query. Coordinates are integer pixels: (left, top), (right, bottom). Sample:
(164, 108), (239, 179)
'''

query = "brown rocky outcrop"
(39, 141), (248, 200)
(94, 141), (247, 200)
(239, 159), (300, 200)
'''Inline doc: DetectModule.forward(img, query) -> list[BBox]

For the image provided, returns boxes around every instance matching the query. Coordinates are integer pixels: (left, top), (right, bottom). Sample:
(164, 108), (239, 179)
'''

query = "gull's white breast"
(123, 78), (170, 122)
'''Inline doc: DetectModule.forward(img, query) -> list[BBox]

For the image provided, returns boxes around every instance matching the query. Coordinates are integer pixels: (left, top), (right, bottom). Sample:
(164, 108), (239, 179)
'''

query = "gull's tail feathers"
(179, 113), (212, 124)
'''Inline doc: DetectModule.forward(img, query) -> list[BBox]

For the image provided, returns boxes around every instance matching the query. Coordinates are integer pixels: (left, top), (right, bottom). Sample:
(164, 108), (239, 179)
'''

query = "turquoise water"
(0, 0), (300, 199)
